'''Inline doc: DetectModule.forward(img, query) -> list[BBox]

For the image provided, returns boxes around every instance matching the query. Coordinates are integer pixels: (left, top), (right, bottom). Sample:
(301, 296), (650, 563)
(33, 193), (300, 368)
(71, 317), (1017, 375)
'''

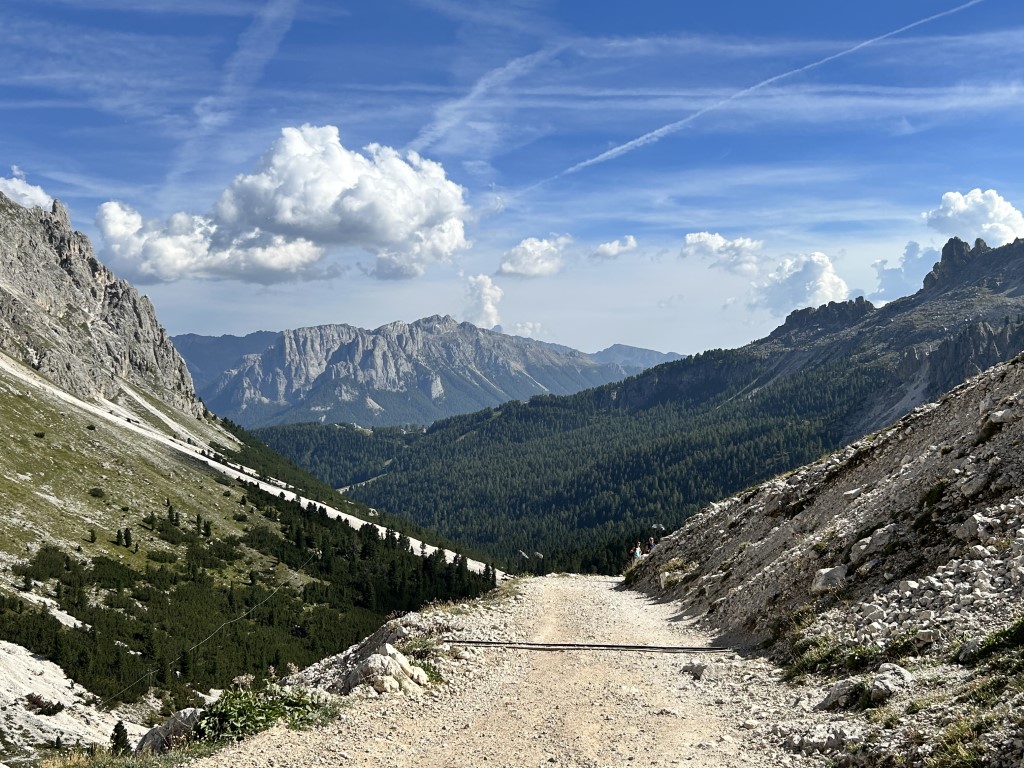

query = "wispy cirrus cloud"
(0, 16), (208, 130)
(556, 0), (986, 177)
(165, 0), (300, 193)
(7, 0), (256, 15)
(411, 0), (550, 37)
(408, 44), (566, 162)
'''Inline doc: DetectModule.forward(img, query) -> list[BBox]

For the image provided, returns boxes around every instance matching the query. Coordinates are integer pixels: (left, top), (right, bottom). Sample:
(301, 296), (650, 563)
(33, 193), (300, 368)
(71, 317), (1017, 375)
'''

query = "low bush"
(194, 683), (338, 743)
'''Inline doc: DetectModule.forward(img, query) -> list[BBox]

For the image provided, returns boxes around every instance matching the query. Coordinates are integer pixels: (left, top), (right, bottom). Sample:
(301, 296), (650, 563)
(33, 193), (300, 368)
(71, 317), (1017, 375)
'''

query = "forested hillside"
(0, 356), (493, 761)
(258, 237), (1024, 572)
(2, 483), (494, 709)
(261, 355), (885, 572)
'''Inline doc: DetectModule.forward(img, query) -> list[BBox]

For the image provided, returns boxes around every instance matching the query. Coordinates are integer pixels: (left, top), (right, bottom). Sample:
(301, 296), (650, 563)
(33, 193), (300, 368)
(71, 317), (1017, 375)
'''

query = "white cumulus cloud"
(98, 124), (470, 283)
(510, 321), (544, 338)
(680, 231), (764, 275)
(0, 166), (53, 209)
(751, 252), (849, 316)
(97, 202), (325, 283)
(497, 234), (572, 277)
(870, 240), (939, 302)
(463, 274), (503, 329)
(593, 235), (637, 260)
(924, 188), (1024, 246)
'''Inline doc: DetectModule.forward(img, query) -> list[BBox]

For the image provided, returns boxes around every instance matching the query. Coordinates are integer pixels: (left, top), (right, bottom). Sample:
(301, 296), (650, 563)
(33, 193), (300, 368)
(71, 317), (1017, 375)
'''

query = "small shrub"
(33, 431), (45, 439)
(194, 683), (337, 743)
(784, 635), (840, 680)
(88, 487), (105, 499)
(926, 712), (994, 768)
(25, 693), (64, 716)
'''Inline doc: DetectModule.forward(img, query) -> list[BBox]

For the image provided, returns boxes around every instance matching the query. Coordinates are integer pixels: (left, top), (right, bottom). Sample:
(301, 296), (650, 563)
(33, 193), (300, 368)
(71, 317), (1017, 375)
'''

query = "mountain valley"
(1, 189), (1024, 766)
(262, 237), (1024, 571)
(0, 195), (496, 763)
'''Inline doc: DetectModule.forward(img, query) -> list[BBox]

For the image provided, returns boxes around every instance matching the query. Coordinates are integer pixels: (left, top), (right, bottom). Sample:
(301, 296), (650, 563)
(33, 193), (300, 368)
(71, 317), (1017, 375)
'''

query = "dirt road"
(191, 575), (810, 768)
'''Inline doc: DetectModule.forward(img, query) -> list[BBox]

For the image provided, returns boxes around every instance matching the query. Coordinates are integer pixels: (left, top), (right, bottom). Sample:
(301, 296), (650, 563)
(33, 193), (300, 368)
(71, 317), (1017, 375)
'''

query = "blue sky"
(2, 0), (1023, 354)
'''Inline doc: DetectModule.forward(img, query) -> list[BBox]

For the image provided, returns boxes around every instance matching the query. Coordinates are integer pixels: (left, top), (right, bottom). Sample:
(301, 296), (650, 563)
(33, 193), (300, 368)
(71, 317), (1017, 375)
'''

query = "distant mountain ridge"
(590, 343), (683, 369)
(175, 317), (680, 428)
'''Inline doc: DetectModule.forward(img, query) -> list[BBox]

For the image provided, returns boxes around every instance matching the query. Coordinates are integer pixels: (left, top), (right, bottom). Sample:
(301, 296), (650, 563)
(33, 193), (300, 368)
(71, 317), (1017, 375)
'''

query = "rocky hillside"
(0, 192), (201, 417)
(175, 316), (663, 428)
(601, 237), (1024, 441)
(630, 350), (1024, 765)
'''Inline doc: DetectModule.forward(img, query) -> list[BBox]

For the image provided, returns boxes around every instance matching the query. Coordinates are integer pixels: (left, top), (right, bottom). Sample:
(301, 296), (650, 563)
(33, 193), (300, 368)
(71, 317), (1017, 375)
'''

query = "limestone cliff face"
(181, 316), (644, 427)
(0, 193), (201, 416)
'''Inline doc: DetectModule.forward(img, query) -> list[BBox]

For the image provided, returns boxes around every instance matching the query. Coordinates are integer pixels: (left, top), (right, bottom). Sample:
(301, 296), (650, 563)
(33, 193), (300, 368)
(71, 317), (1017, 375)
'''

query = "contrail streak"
(556, 0), (985, 179)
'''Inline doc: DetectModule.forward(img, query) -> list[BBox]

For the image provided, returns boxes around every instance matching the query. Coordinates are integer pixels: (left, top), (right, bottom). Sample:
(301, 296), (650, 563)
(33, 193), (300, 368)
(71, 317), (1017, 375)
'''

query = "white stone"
(989, 408), (1018, 424)
(811, 565), (848, 595)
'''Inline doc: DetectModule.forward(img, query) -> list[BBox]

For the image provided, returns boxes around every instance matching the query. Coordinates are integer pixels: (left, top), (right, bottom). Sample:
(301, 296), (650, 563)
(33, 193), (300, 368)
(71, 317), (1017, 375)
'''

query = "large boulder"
(135, 708), (204, 754)
(810, 565), (848, 595)
(343, 643), (430, 695)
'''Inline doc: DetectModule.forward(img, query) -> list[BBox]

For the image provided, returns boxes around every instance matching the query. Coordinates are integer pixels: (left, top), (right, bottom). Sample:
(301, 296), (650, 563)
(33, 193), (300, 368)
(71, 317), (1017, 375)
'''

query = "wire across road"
(444, 638), (734, 654)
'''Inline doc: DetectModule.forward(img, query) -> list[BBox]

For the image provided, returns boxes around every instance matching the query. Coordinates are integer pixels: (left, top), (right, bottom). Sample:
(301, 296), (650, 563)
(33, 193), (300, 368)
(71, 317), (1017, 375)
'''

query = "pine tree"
(111, 720), (130, 755)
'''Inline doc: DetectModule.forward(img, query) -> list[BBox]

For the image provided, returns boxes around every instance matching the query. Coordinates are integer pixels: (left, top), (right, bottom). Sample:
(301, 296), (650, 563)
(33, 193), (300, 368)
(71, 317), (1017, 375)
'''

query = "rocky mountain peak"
(921, 236), (1000, 291)
(0, 191), (202, 416)
(410, 314), (460, 334)
(770, 295), (876, 340)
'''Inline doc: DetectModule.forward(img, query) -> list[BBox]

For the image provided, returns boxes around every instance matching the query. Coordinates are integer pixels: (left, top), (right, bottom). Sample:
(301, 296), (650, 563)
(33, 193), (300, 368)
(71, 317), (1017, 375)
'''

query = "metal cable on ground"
(442, 639), (733, 654)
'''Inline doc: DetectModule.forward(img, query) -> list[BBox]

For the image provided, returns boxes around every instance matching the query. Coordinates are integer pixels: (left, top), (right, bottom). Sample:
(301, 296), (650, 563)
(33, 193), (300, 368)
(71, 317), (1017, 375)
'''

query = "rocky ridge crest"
(0, 193), (201, 416)
(179, 316), (654, 427)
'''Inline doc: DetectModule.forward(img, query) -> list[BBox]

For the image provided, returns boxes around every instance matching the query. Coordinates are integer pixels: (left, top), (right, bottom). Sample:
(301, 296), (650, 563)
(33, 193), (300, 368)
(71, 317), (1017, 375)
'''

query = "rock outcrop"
(0, 193), (201, 416)
(135, 708), (204, 754)
(285, 612), (451, 697)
